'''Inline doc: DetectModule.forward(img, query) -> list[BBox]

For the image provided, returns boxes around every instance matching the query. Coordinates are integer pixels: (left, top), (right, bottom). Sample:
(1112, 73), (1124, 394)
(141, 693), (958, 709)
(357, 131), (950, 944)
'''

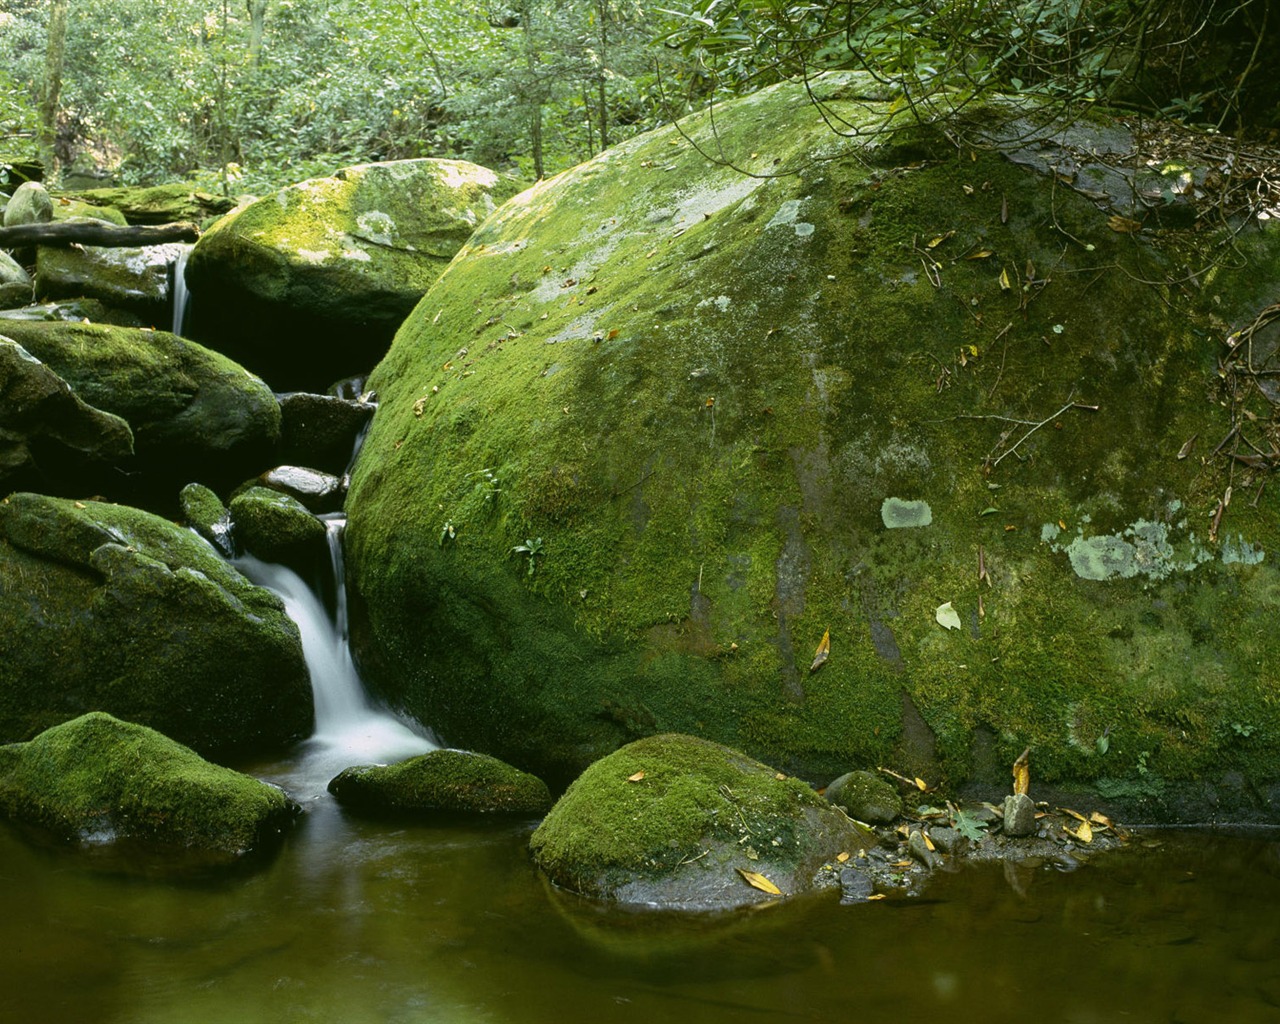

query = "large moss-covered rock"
(0, 712), (297, 859)
(35, 239), (182, 316)
(0, 493), (312, 756)
(328, 748), (552, 816)
(530, 734), (864, 908)
(229, 485), (325, 563)
(0, 319), (280, 495)
(59, 183), (237, 226)
(345, 74), (1280, 820)
(3, 181), (52, 227)
(185, 158), (524, 390)
(0, 336), (134, 490)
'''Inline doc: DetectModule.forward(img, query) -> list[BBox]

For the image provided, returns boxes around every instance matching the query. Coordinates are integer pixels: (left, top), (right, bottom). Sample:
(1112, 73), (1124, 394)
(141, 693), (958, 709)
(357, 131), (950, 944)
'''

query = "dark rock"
(179, 482), (233, 557)
(907, 829), (938, 868)
(0, 282), (32, 309)
(35, 238), (183, 316)
(0, 250), (31, 288)
(825, 770), (902, 824)
(530, 734), (870, 909)
(257, 465), (345, 514)
(229, 485), (326, 563)
(278, 392), (375, 475)
(328, 748), (551, 816)
(0, 712), (297, 862)
(1003, 793), (1038, 837)
(0, 493), (312, 756)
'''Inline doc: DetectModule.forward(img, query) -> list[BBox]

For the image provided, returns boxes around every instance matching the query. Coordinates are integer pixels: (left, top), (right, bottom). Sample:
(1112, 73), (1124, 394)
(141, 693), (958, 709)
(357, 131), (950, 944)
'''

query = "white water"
(171, 245), (191, 336)
(235, 518), (436, 800)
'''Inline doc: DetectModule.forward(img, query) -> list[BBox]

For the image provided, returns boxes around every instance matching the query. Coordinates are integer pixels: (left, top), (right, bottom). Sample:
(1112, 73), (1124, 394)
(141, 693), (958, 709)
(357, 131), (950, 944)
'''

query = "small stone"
(2, 182), (53, 227)
(825, 769), (902, 824)
(908, 829), (938, 868)
(1002, 793), (1038, 837)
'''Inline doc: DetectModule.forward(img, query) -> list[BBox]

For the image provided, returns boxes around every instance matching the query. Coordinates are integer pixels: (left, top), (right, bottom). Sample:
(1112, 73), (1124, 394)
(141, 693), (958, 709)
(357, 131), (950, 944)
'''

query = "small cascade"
(170, 245), (192, 336)
(235, 517), (435, 798)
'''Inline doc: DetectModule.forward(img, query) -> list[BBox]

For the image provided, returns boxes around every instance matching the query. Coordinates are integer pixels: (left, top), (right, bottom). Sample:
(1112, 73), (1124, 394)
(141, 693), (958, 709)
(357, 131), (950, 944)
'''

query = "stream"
(3, 521), (1278, 1022)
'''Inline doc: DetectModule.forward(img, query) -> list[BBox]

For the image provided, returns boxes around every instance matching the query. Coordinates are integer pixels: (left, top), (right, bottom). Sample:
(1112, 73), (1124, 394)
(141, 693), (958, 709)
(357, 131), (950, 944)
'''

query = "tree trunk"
(247, 0), (269, 66)
(38, 0), (69, 182)
(0, 221), (200, 249)
(596, 0), (609, 149)
(524, 12), (544, 179)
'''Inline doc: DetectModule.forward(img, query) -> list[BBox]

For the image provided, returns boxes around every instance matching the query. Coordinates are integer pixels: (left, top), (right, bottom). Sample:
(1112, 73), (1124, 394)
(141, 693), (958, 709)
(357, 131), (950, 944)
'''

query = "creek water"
(3, 527), (1277, 1022)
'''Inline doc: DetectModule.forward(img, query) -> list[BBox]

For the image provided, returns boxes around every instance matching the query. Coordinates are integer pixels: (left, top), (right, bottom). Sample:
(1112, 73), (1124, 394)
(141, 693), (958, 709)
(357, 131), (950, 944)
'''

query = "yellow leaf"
(891, 860), (914, 868)
(1089, 811), (1114, 828)
(810, 628), (830, 673)
(1058, 519), (1067, 530)
(774, 772), (787, 780)
(914, 776), (928, 792)
(836, 851), (850, 863)
(1060, 806), (1088, 822)
(627, 771), (645, 782)
(1108, 214), (1142, 234)
(926, 231), (953, 249)
(999, 267), (1012, 291)
(736, 868), (783, 895)
(606, 328), (619, 340)
(1065, 820), (1094, 843)
(966, 249), (993, 259)
(923, 833), (936, 851)
(1012, 747), (1030, 796)
(867, 892), (888, 901)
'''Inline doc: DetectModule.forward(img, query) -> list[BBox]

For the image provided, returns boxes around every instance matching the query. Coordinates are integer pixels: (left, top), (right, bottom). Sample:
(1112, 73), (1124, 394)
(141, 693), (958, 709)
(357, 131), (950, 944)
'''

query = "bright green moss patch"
(0, 712), (297, 858)
(328, 748), (551, 815)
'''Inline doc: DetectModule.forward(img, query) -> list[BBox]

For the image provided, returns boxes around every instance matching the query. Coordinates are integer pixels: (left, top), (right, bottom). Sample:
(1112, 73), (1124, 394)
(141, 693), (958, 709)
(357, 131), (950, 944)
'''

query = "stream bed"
(4, 803), (1277, 1024)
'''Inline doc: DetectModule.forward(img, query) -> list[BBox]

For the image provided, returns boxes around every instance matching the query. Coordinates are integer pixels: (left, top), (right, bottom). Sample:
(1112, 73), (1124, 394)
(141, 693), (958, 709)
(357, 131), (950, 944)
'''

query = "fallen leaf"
(891, 860), (914, 868)
(923, 833), (936, 851)
(810, 628), (830, 672)
(1058, 519), (1067, 530)
(926, 231), (954, 248)
(935, 601), (962, 631)
(914, 777), (929, 792)
(966, 249), (993, 259)
(1089, 811), (1114, 828)
(627, 771), (645, 782)
(606, 328), (619, 340)
(775, 772), (787, 780)
(1000, 195), (1009, 224)
(736, 868), (783, 895)
(1012, 747), (1030, 796)
(867, 893), (888, 901)
(1177, 435), (1197, 460)
(836, 851), (851, 863)
(1108, 214), (1143, 233)
(1060, 807), (1088, 822)
(1065, 820), (1094, 843)
(999, 267), (1012, 291)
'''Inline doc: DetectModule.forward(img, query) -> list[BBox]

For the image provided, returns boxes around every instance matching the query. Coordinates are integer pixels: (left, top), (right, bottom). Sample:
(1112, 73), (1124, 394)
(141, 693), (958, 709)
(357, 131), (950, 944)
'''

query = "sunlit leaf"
(999, 267), (1012, 290)
(1177, 435), (1196, 459)
(627, 771), (645, 782)
(867, 893), (889, 901)
(935, 601), (962, 631)
(1065, 820), (1094, 843)
(810, 628), (830, 672)
(836, 851), (851, 863)
(1060, 807), (1088, 822)
(1012, 747), (1030, 796)
(966, 249), (993, 259)
(914, 777), (929, 792)
(736, 868), (783, 895)
(1090, 811), (1114, 828)
(606, 328), (620, 340)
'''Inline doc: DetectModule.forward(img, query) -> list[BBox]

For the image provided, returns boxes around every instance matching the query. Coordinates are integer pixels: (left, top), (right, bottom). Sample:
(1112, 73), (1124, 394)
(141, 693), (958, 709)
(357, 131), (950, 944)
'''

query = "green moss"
(328, 748), (551, 814)
(229, 486), (324, 561)
(0, 712), (296, 856)
(345, 74), (1280, 818)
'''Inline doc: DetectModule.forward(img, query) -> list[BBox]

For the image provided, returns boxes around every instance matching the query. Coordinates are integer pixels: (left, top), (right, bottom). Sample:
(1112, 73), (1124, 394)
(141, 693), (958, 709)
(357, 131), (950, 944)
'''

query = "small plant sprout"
(440, 520), (457, 547)
(512, 537), (544, 576)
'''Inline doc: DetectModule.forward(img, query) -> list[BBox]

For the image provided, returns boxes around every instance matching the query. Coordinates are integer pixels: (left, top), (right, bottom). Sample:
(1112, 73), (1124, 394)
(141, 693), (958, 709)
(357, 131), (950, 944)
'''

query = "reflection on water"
(3, 811), (1277, 1024)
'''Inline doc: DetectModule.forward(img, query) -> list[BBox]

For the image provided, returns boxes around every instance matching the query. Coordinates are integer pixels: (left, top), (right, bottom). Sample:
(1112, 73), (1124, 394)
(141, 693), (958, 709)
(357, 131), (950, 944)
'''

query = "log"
(0, 220), (200, 249)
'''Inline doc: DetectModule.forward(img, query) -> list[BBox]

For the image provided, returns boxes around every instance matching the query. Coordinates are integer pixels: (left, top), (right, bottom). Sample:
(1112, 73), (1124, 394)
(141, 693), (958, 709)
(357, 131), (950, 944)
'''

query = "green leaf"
(935, 601), (962, 631)
(951, 807), (987, 843)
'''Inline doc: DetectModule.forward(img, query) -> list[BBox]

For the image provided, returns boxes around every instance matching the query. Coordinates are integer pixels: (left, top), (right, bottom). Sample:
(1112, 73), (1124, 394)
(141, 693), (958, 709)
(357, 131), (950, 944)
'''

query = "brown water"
(4, 796), (1278, 1024)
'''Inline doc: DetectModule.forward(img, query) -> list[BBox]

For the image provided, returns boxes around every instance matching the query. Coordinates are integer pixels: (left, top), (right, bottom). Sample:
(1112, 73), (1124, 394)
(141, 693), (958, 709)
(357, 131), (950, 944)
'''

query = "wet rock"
(328, 749), (551, 816)
(0, 250), (31, 288)
(3, 182), (53, 227)
(229, 485), (325, 564)
(179, 482), (233, 557)
(0, 319), (280, 497)
(530, 734), (869, 909)
(257, 465), (345, 514)
(0, 336), (134, 490)
(0, 282), (32, 310)
(185, 158), (524, 390)
(825, 770), (902, 824)
(35, 239), (183, 316)
(277, 392), (375, 475)
(0, 712), (297, 861)
(908, 829), (938, 869)
(0, 493), (312, 756)
(1003, 793), (1038, 837)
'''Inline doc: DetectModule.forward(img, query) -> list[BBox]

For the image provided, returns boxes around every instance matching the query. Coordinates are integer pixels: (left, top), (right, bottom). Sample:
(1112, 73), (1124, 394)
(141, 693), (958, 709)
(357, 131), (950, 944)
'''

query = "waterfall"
(171, 245), (192, 336)
(235, 517), (436, 798)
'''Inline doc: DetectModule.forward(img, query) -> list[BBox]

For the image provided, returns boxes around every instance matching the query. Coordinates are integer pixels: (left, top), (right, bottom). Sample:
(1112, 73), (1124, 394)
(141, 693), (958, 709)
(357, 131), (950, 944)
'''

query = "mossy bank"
(346, 73), (1280, 820)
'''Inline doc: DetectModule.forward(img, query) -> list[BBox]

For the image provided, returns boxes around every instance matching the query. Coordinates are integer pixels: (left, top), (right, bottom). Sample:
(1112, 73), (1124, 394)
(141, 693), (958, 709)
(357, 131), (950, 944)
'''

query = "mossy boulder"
(0, 336), (134, 490)
(278, 391), (374, 475)
(0, 319), (280, 496)
(530, 734), (865, 908)
(59, 183), (237, 226)
(185, 158), (525, 390)
(3, 182), (52, 227)
(52, 199), (128, 226)
(229, 485), (325, 562)
(0, 250), (31, 288)
(345, 73), (1280, 821)
(179, 482), (233, 556)
(0, 712), (297, 860)
(0, 493), (312, 756)
(328, 748), (552, 816)
(824, 770), (902, 825)
(35, 239), (181, 316)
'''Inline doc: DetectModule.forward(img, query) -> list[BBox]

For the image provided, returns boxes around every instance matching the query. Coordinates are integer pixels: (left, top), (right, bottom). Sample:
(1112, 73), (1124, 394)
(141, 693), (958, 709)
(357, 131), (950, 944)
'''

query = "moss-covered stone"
(52, 200), (128, 226)
(59, 183), (237, 227)
(35, 239), (181, 315)
(0, 319), (280, 496)
(0, 712), (297, 859)
(229, 485), (325, 562)
(530, 734), (865, 907)
(179, 482), (233, 556)
(345, 73), (1280, 821)
(0, 250), (31, 288)
(328, 748), (552, 816)
(0, 493), (312, 756)
(3, 182), (52, 227)
(824, 770), (902, 824)
(185, 159), (525, 390)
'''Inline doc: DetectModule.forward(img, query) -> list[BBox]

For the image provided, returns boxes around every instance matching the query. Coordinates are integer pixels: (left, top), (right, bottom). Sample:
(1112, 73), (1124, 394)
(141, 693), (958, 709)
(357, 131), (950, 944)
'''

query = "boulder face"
(185, 158), (524, 390)
(0, 493), (313, 757)
(345, 73), (1280, 818)
(0, 319), (280, 497)
(530, 734), (864, 908)
(0, 712), (297, 861)
(35, 239), (182, 316)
